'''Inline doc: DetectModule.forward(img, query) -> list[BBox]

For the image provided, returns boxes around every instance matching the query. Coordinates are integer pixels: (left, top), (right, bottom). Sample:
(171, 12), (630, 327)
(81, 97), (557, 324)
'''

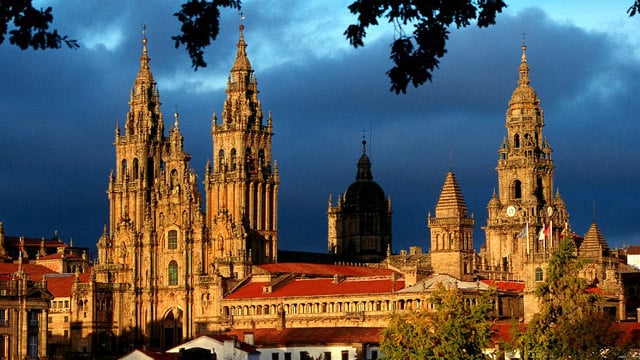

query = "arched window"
(168, 261), (178, 286)
(218, 149), (225, 171)
(167, 230), (177, 250)
(258, 149), (265, 167)
(514, 134), (520, 148)
(170, 169), (178, 189)
(230, 148), (237, 171)
(132, 158), (139, 180)
(512, 180), (522, 200)
(121, 159), (128, 180)
(535, 267), (543, 282)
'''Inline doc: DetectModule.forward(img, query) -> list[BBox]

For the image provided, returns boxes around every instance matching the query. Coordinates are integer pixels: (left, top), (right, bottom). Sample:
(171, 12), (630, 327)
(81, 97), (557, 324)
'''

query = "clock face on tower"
(506, 206), (516, 217)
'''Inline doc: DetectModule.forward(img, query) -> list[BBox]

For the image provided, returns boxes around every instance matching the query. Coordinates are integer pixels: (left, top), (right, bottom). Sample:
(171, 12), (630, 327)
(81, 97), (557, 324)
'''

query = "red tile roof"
(257, 263), (396, 277)
(482, 280), (525, 292)
(0, 263), (57, 280)
(226, 327), (384, 346)
(225, 277), (404, 299)
(628, 245), (640, 255)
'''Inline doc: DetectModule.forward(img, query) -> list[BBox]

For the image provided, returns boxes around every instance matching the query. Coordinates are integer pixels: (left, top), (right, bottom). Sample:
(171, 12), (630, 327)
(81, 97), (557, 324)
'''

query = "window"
(341, 350), (349, 360)
(133, 158), (139, 180)
(0, 309), (5, 326)
(324, 351), (332, 360)
(63, 330), (69, 338)
(271, 354), (279, 360)
(64, 316), (69, 323)
(512, 180), (522, 200)
(284, 353), (291, 360)
(28, 334), (38, 358)
(167, 230), (178, 250)
(28, 310), (38, 328)
(371, 350), (378, 360)
(535, 267), (544, 282)
(168, 261), (178, 286)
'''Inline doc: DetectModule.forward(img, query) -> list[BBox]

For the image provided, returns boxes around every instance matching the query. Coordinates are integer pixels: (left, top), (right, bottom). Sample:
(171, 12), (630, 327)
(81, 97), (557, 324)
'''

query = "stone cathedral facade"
(27, 26), (632, 357)
(93, 26), (278, 349)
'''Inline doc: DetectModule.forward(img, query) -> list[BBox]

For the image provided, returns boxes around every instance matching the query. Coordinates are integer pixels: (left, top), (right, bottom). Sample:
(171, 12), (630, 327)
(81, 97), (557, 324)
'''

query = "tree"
(0, 0), (77, 50)
(513, 238), (630, 359)
(380, 282), (494, 360)
(2, 1), (640, 93)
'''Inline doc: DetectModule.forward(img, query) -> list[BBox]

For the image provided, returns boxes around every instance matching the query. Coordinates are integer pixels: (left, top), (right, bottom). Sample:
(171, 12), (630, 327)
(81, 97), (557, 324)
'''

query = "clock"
(506, 205), (516, 217)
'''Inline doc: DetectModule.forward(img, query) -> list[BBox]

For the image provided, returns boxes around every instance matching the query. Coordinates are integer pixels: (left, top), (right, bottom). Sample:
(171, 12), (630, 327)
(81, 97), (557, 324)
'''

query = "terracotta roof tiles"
(225, 277), (403, 299)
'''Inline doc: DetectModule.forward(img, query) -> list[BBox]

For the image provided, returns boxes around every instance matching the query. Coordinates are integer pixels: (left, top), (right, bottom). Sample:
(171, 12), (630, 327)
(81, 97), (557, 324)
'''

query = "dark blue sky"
(1, 2), (639, 255)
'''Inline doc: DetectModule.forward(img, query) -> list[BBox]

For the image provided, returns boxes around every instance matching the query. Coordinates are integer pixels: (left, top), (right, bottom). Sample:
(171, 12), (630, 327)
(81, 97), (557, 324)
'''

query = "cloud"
(0, 2), (639, 254)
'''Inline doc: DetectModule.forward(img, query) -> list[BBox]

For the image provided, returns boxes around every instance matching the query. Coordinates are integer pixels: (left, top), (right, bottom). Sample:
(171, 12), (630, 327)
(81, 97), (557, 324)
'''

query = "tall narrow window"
(168, 261), (178, 286)
(121, 159), (128, 180)
(230, 148), (237, 171)
(514, 134), (520, 148)
(132, 158), (139, 180)
(535, 267), (544, 282)
(167, 230), (178, 250)
(512, 180), (522, 200)
(219, 149), (225, 171)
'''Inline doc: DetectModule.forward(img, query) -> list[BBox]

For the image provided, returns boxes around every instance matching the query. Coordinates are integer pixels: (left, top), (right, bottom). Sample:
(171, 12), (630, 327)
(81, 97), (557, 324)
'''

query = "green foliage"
(0, 0), (77, 50)
(172, 0), (242, 70)
(344, 0), (507, 94)
(2, 1), (640, 93)
(514, 239), (629, 359)
(380, 283), (494, 360)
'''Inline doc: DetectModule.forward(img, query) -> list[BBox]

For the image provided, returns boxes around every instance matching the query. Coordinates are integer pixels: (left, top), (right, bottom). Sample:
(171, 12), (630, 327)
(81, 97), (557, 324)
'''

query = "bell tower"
(96, 29), (204, 347)
(428, 171), (474, 280)
(205, 25), (279, 278)
(481, 43), (568, 280)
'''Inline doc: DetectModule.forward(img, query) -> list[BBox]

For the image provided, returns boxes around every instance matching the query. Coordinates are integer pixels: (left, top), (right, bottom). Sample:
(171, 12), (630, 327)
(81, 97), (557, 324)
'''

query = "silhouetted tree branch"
(172, 0), (241, 70)
(3, 1), (640, 94)
(0, 0), (78, 50)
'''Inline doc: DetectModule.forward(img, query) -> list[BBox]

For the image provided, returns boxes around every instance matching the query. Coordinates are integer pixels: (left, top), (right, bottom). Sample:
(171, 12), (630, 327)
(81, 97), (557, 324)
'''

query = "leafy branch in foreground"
(0, 0), (78, 50)
(380, 282), (494, 359)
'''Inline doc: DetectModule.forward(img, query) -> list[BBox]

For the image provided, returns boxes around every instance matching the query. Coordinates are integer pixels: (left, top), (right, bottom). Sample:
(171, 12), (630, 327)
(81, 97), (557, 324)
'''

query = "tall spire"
(518, 44), (530, 87)
(136, 25), (153, 84)
(220, 24), (262, 128)
(509, 42), (539, 108)
(125, 25), (162, 139)
(232, 25), (252, 74)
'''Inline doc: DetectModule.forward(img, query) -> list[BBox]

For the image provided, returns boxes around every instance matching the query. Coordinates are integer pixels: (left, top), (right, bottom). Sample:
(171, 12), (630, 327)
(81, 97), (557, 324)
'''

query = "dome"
(343, 149), (386, 211)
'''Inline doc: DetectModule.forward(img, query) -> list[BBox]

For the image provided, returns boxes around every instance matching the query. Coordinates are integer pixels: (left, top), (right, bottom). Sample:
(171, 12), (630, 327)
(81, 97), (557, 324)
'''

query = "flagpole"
(526, 222), (529, 255)
(550, 220), (553, 248)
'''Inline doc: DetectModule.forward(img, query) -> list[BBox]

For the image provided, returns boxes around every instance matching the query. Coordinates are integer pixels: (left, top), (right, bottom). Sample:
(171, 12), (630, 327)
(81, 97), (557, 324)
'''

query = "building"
(328, 139), (392, 262)
(2, 21), (640, 359)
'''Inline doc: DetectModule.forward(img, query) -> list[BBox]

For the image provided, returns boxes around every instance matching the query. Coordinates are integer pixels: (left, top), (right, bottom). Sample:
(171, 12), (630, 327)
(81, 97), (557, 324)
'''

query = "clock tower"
(481, 44), (569, 281)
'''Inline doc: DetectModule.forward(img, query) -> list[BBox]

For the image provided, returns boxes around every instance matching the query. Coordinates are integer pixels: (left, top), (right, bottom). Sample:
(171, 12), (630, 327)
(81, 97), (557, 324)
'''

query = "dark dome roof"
(343, 150), (386, 210)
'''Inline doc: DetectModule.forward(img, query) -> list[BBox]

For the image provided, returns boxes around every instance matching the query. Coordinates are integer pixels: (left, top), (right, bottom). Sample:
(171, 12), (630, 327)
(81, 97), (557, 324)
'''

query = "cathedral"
(82, 27), (640, 353)
(92, 25), (279, 349)
(0, 23), (638, 359)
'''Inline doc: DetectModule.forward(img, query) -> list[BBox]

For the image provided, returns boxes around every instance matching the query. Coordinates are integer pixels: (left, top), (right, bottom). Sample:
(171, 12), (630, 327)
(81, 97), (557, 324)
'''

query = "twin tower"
(93, 26), (278, 344)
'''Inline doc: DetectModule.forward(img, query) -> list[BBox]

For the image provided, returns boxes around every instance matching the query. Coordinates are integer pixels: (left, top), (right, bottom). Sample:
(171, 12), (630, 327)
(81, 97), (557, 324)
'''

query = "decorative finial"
(142, 24), (148, 48)
(520, 31), (527, 63)
(239, 11), (245, 32)
(361, 128), (367, 154)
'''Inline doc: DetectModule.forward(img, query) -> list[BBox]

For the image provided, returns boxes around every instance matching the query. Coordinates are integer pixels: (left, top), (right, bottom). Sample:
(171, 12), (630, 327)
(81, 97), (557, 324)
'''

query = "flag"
(516, 223), (528, 238)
